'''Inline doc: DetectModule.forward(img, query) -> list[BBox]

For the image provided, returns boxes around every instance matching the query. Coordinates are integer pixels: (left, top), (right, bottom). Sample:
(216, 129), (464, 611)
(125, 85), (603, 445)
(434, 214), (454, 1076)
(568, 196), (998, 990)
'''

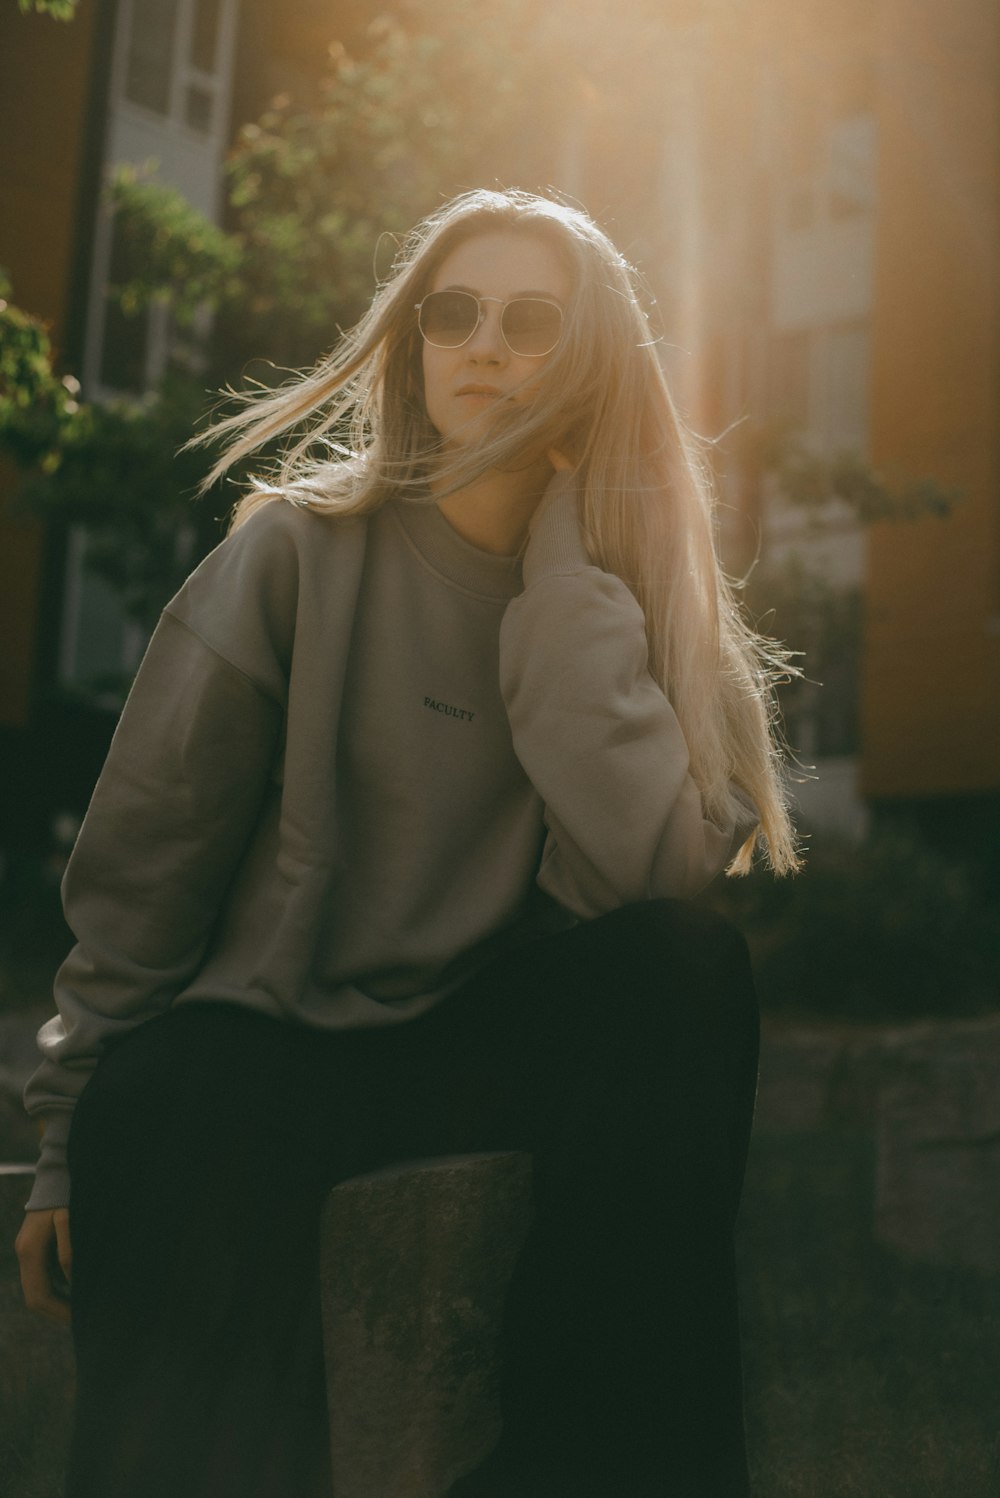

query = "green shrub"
(701, 830), (1000, 1021)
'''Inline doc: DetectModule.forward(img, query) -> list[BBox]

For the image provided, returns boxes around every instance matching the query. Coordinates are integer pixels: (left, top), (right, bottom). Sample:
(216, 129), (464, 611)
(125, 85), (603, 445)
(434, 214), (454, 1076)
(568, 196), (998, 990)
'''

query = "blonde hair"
(191, 188), (800, 874)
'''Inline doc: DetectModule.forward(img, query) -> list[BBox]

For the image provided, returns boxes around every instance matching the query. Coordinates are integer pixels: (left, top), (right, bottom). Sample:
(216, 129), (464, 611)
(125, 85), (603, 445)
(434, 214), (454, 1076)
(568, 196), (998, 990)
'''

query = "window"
(767, 325), (870, 456)
(59, 530), (148, 705)
(822, 324), (870, 455)
(98, 217), (151, 393)
(767, 331), (811, 431)
(189, 0), (221, 72)
(828, 115), (877, 220)
(123, 0), (180, 115)
(778, 108), (876, 230)
(183, 0), (224, 134)
(119, 0), (233, 136)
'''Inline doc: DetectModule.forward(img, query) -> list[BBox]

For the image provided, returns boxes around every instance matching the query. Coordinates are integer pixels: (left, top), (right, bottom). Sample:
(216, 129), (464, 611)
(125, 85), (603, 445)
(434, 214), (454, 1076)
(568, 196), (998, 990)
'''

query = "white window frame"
(63, 0), (238, 695)
(113, 0), (238, 148)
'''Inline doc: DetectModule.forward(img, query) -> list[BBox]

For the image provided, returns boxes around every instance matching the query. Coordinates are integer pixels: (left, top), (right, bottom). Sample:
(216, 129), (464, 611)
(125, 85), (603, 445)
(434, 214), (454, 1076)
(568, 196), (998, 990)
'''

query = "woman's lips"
(456, 384), (503, 400)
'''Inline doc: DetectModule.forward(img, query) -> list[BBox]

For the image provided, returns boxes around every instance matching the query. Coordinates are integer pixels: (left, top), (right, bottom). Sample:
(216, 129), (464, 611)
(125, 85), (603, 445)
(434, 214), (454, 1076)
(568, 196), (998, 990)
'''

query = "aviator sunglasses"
(415, 290), (564, 358)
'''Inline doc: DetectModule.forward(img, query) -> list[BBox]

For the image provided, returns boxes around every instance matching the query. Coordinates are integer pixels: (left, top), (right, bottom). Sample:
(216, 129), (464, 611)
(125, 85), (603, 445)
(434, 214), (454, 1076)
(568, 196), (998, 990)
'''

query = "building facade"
(641, 0), (998, 854)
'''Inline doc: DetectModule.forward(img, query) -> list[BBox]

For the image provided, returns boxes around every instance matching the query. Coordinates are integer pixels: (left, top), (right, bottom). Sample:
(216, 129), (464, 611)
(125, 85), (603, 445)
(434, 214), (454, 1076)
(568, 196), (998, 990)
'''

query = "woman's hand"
(16, 1208), (72, 1326)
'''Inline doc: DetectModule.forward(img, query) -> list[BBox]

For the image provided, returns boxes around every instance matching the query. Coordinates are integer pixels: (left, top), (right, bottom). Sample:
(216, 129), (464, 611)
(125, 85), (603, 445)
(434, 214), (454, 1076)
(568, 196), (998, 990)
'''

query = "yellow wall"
(0, 0), (101, 727)
(0, 0), (102, 328)
(862, 0), (1000, 796)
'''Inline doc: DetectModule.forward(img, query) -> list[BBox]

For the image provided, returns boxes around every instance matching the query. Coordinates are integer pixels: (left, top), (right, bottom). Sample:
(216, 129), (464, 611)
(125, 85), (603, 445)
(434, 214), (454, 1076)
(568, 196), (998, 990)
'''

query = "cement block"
(755, 1023), (845, 1130)
(874, 1021), (1000, 1275)
(320, 1151), (533, 1498)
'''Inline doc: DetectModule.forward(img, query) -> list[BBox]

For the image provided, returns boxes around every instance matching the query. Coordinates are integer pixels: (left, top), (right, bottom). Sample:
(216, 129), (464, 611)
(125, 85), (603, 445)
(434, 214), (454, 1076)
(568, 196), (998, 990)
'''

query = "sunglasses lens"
(418, 291), (479, 347)
(418, 293), (563, 356)
(501, 298), (563, 356)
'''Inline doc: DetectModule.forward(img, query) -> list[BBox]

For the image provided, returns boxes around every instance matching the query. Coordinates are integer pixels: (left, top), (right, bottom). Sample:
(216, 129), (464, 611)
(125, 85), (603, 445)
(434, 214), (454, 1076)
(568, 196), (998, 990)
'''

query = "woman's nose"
(464, 304), (506, 361)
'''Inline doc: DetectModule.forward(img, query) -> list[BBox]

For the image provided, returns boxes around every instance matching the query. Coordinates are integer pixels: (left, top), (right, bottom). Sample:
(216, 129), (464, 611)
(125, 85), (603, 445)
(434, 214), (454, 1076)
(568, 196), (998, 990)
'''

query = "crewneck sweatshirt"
(24, 473), (756, 1210)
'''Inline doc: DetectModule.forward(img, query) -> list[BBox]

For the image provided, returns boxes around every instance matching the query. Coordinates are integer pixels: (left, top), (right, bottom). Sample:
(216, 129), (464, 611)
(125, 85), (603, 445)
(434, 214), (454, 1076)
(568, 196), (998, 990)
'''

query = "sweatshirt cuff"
(23, 1113), (72, 1211)
(522, 472), (593, 587)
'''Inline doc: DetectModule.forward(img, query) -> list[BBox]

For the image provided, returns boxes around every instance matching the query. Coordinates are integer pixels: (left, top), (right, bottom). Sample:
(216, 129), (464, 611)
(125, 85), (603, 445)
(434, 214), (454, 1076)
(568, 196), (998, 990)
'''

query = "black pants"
(65, 900), (759, 1498)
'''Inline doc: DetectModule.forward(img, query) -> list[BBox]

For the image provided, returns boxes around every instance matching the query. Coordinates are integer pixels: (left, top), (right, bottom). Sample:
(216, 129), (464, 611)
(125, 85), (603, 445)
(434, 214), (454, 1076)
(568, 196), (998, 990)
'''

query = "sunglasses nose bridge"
(463, 297), (507, 356)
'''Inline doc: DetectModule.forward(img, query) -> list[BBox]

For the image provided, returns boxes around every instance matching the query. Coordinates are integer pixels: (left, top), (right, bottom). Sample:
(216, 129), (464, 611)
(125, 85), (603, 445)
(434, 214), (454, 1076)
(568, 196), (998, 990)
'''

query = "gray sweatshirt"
(23, 473), (755, 1210)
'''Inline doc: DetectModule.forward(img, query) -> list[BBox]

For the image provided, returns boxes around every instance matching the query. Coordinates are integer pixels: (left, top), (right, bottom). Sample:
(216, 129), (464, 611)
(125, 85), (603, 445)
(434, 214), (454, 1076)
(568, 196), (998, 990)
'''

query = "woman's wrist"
(522, 472), (591, 585)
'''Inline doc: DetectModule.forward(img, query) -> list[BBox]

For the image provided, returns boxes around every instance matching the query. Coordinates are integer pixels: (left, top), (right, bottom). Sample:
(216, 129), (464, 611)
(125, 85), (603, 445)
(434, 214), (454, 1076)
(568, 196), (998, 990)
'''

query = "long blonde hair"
(191, 188), (800, 874)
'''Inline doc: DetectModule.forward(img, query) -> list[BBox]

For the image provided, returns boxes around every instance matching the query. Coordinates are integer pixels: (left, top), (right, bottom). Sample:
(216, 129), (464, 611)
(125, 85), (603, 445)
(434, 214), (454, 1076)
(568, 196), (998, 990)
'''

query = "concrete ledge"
(756, 1015), (1000, 1275)
(320, 1151), (534, 1498)
(875, 1030), (1000, 1275)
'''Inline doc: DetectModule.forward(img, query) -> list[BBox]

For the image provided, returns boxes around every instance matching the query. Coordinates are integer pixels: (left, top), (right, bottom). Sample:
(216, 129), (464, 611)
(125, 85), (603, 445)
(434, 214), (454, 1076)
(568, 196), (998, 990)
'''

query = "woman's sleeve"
(22, 508), (296, 1211)
(499, 473), (757, 921)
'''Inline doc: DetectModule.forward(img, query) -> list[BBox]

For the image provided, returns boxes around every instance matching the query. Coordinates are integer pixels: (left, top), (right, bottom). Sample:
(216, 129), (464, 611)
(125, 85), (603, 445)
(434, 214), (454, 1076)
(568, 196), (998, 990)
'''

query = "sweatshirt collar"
(389, 497), (522, 601)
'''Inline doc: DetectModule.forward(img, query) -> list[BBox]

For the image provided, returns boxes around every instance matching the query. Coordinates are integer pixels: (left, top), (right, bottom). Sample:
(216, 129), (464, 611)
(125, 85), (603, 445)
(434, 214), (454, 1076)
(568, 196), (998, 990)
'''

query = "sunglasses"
(415, 291), (564, 358)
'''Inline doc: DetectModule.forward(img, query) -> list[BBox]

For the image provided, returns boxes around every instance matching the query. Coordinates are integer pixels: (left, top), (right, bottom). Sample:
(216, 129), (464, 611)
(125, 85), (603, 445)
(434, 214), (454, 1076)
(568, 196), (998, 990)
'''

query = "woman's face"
(420, 230), (571, 453)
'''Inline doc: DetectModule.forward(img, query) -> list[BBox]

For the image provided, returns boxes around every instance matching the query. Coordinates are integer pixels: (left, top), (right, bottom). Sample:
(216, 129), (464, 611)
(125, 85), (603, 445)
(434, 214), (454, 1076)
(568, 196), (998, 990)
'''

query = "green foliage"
(776, 442), (958, 524)
(746, 418), (959, 525)
(15, 378), (231, 632)
(745, 553), (861, 660)
(720, 415), (957, 757)
(744, 555), (862, 757)
(0, 270), (80, 470)
(17, 0), (77, 18)
(0, 267), (232, 643)
(106, 169), (244, 328)
(701, 829), (1000, 1020)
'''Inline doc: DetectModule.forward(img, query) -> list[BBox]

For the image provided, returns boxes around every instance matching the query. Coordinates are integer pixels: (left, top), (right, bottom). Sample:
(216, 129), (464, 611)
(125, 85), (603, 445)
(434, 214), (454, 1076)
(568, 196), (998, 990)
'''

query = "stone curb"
(756, 1013), (1000, 1275)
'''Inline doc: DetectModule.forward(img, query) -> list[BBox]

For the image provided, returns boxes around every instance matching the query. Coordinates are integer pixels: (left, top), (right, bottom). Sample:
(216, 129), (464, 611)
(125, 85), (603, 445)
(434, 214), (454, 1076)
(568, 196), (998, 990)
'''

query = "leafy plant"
(0, 270), (80, 470)
(17, 0), (77, 18)
(13, 377), (234, 634)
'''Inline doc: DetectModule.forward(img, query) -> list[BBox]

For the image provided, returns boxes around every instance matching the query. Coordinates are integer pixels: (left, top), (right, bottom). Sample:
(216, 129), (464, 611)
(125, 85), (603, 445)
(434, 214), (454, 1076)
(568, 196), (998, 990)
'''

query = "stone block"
(755, 1022), (845, 1130)
(756, 1019), (893, 1133)
(320, 1151), (533, 1498)
(874, 1019), (1000, 1276)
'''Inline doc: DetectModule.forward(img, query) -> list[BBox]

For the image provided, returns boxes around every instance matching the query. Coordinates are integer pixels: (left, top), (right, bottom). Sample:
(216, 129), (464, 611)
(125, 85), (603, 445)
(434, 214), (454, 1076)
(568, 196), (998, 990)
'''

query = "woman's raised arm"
(499, 471), (756, 918)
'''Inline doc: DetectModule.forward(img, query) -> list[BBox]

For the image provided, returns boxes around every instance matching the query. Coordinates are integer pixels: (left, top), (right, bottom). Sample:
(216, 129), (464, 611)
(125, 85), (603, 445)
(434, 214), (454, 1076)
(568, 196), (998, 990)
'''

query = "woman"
(18, 188), (797, 1497)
